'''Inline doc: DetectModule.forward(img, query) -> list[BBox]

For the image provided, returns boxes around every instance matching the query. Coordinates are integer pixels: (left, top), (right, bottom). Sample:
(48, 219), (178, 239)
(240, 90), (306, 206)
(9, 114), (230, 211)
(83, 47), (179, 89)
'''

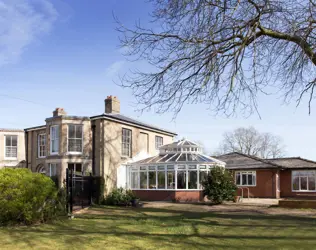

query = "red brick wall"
(280, 170), (316, 198)
(234, 169), (277, 198)
(133, 190), (203, 202)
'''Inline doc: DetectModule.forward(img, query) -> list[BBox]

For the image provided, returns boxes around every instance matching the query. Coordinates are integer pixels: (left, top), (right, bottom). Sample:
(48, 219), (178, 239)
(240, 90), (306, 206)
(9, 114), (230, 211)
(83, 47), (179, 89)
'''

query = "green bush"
(0, 168), (65, 225)
(202, 166), (237, 204)
(103, 188), (137, 206)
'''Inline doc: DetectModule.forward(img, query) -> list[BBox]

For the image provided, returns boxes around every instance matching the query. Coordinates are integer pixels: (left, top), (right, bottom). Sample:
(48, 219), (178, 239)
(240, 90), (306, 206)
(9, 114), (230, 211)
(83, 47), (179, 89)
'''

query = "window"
(49, 163), (57, 177)
(292, 171), (316, 191)
(122, 128), (132, 157)
(50, 126), (59, 154)
(235, 171), (256, 186)
(68, 125), (83, 153)
(38, 134), (46, 158)
(155, 136), (163, 149)
(5, 135), (17, 158)
(199, 165), (208, 189)
(140, 172), (147, 189)
(131, 172), (139, 189)
(177, 166), (186, 189)
(188, 165), (197, 189)
(158, 166), (166, 189)
(148, 171), (156, 189)
(68, 163), (82, 177)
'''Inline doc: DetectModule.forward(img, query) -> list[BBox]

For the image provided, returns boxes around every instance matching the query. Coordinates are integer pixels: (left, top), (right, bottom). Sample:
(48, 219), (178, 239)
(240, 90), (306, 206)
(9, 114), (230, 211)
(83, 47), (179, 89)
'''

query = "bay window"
(68, 125), (83, 153)
(292, 170), (316, 191)
(5, 135), (17, 158)
(235, 171), (256, 186)
(49, 163), (57, 177)
(50, 125), (59, 155)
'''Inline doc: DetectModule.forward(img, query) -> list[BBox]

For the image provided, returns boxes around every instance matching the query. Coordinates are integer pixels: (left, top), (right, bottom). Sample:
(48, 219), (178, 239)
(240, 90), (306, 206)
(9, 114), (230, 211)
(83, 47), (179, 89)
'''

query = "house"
(0, 129), (25, 169)
(24, 96), (177, 193)
(215, 152), (316, 199)
(126, 139), (225, 201)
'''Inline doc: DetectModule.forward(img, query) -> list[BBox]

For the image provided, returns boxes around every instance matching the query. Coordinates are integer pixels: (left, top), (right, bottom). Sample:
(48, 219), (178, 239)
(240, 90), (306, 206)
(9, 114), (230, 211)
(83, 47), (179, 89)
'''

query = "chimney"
(53, 108), (67, 117)
(105, 96), (120, 114)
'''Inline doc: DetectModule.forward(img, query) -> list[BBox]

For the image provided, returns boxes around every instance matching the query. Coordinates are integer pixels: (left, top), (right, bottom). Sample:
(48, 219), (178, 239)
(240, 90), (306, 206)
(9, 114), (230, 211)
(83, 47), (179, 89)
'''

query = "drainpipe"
(25, 130), (28, 169)
(92, 124), (96, 176)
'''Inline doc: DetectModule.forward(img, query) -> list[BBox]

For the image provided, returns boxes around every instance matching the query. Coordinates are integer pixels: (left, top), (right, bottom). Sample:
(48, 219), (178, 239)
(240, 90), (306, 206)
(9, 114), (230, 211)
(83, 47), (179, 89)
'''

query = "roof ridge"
(92, 113), (177, 135)
(269, 156), (316, 165)
(217, 151), (284, 168)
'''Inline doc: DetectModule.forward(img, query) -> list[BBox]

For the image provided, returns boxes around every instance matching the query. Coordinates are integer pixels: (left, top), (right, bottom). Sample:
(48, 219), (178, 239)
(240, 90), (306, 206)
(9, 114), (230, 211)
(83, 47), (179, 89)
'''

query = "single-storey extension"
(215, 152), (316, 199)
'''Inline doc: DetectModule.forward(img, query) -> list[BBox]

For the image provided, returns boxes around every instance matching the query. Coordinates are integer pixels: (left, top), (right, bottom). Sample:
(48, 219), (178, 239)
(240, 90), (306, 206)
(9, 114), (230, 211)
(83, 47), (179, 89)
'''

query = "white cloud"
(105, 61), (125, 78)
(0, 0), (58, 66)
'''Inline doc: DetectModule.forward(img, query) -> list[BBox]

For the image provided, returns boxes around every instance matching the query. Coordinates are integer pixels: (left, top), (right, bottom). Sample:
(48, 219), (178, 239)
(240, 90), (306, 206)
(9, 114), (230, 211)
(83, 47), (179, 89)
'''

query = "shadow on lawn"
(2, 206), (316, 249)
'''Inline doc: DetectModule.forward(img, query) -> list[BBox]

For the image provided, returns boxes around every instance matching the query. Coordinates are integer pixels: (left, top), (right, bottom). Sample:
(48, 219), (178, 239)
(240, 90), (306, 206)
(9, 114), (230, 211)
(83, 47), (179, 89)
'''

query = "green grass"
(1, 204), (316, 249)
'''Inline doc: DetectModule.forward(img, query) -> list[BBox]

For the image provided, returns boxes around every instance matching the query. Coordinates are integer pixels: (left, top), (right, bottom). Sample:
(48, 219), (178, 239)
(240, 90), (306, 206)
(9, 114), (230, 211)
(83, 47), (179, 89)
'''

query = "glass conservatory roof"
(130, 139), (225, 166)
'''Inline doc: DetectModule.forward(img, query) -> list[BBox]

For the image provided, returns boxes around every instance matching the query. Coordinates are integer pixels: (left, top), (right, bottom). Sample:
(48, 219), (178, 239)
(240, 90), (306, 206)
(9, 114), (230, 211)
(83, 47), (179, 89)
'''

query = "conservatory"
(127, 139), (226, 201)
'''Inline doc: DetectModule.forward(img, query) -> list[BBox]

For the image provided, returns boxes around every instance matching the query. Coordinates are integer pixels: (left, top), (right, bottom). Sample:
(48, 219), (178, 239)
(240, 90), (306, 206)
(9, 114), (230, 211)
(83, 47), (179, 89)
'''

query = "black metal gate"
(66, 168), (92, 213)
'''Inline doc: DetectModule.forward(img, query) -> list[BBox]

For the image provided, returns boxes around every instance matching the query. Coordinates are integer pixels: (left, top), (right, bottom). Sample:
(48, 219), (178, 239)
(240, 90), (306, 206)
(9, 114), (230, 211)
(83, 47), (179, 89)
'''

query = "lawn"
(1, 203), (316, 250)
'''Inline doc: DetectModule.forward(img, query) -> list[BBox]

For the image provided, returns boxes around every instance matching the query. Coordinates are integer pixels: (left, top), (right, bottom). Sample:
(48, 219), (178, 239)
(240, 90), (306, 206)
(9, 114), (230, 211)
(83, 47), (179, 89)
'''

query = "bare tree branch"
(117, 0), (316, 117)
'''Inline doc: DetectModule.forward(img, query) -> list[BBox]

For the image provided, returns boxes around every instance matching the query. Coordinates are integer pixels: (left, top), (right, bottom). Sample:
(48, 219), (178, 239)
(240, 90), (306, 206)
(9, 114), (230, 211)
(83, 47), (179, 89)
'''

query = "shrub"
(202, 166), (237, 204)
(0, 168), (65, 225)
(103, 188), (137, 206)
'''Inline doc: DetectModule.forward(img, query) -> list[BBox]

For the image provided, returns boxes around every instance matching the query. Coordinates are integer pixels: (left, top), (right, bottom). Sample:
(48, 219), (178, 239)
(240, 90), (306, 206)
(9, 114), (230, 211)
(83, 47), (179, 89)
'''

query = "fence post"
(66, 168), (69, 214)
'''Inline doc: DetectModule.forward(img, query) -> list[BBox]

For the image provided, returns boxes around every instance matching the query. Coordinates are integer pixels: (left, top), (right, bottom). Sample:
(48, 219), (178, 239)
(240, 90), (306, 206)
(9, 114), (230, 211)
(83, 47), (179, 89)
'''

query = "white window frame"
(49, 163), (57, 177)
(292, 170), (316, 192)
(4, 135), (18, 160)
(67, 124), (83, 154)
(38, 134), (46, 158)
(155, 136), (163, 150)
(122, 128), (132, 157)
(235, 171), (256, 187)
(128, 164), (213, 191)
(50, 125), (59, 155)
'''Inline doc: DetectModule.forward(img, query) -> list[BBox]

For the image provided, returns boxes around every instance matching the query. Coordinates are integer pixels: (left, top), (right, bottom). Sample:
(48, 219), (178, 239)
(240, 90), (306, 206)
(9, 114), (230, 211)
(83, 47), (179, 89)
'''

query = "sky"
(0, 0), (316, 159)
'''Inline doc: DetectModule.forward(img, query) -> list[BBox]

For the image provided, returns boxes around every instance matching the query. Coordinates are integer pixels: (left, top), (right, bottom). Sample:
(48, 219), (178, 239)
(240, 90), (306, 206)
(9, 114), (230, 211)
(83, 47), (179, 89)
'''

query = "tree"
(217, 126), (285, 158)
(117, 0), (316, 117)
(202, 166), (237, 204)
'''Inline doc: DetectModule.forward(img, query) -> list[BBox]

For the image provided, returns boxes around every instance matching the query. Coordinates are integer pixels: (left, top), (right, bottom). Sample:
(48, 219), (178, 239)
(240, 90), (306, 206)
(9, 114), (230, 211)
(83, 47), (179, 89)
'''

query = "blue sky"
(0, 0), (316, 159)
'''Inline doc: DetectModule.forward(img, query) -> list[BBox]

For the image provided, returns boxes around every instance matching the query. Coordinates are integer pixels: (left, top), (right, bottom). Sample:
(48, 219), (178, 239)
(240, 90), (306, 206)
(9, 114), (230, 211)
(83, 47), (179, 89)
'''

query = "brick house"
(24, 96), (176, 193)
(215, 152), (316, 199)
(0, 129), (25, 169)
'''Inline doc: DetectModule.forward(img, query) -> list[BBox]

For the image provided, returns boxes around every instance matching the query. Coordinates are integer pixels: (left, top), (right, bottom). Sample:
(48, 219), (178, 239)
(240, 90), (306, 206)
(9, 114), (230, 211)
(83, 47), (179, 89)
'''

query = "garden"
(1, 168), (316, 249)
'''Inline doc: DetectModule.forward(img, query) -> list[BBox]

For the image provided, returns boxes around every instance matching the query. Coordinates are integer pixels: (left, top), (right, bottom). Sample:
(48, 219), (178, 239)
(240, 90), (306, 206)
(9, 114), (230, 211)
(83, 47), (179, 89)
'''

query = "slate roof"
(90, 113), (177, 136)
(267, 157), (316, 169)
(215, 152), (316, 170)
(214, 152), (282, 170)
